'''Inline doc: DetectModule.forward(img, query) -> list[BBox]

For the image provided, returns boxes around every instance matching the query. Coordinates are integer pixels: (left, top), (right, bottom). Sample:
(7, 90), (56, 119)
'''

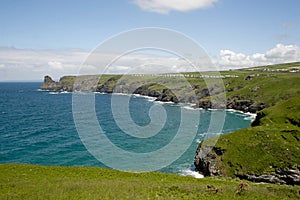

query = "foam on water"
(180, 168), (204, 179)
(243, 112), (257, 122)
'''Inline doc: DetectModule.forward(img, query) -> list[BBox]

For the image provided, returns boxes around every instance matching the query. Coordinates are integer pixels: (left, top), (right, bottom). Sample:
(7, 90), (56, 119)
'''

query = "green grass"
(210, 96), (300, 177)
(1, 164), (299, 200)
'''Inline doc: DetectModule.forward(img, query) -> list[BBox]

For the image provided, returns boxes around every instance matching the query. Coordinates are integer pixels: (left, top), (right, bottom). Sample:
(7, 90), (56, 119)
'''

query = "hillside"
(1, 164), (299, 199)
(193, 62), (300, 185)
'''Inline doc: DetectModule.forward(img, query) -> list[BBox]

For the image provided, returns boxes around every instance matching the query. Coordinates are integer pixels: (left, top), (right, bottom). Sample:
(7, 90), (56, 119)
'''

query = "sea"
(0, 82), (255, 177)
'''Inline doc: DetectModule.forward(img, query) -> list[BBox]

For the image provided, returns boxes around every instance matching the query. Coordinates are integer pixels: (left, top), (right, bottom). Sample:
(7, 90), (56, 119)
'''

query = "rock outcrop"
(40, 76), (59, 91)
(240, 168), (300, 185)
(194, 142), (224, 176)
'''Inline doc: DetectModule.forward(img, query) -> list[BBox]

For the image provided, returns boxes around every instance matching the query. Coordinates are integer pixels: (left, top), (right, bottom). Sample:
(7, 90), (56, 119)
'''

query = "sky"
(0, 0), (299, 81)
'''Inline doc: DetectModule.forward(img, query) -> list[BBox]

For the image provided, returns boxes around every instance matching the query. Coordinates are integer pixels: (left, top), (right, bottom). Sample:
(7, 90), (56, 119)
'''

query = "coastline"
(38, 63), (300, 185)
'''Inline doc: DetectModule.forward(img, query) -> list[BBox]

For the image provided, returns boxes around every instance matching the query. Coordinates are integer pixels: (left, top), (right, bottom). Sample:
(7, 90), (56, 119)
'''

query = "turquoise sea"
(0, 82), (254, 176)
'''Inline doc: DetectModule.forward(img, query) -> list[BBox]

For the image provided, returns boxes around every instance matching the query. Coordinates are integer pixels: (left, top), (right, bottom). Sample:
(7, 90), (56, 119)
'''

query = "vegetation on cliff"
(194, 62), (300, 185)
(195, 96), (300, 185)
(1, 164), (299, 199)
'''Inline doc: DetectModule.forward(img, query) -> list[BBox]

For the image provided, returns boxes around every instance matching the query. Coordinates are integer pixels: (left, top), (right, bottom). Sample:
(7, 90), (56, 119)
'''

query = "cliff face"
(39, 75), (264, 113)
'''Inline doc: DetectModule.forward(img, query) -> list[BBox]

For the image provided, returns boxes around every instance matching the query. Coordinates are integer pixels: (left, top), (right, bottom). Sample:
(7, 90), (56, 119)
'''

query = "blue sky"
(0, 0), (300, 80)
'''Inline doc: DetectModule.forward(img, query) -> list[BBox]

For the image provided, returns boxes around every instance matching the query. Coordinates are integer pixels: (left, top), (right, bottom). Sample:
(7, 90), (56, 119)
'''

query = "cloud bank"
(216, 44), (300, 70)
(0, 48), (89, 81)
(131, 0), (218, 14)
(0, 44), (299, 81)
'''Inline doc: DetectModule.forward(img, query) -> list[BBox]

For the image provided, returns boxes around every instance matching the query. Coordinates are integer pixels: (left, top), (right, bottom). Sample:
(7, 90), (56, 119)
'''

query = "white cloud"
(216, 44), (300, 70)
(0, 47), (196, 81)
(0, 48), (87, 81)
(48, 61), (63, 70)
(131, 0), (218, 14)
(265, 44), (298, 59)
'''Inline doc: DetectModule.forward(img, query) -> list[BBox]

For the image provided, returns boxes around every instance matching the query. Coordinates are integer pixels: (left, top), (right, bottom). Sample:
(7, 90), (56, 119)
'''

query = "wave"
(48, 91), (71, 95)
(153, 100), (174, 105)
(195, 138), (202, 144)
(226, 109), (257, 122)
(37, 89), (52, 92)
(61, 91), (70, 94)
(112, 92), (131, 96)
(180, 168), (204, 179)
(243, 112), (257, 122)
(132, 94), (157, 101)
(181, 105), (200, 110)
(48, 92), (60, 95)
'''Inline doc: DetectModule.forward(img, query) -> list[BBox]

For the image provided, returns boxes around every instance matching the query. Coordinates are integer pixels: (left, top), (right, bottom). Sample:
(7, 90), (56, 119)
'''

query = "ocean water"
(0, 82), (254, 176)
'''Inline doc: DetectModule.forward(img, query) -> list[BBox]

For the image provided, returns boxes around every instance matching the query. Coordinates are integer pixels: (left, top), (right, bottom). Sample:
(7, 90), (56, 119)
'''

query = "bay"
(0, 82), (254, 175)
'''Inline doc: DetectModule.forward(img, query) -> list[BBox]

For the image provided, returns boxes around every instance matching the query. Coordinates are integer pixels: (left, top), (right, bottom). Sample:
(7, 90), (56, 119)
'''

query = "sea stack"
(40, 75), (59, 91)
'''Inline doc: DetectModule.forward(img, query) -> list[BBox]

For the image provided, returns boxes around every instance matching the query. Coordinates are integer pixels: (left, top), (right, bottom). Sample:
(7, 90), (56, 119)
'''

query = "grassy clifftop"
(209, 96), (300, 179)
(1, 164), (299, 199)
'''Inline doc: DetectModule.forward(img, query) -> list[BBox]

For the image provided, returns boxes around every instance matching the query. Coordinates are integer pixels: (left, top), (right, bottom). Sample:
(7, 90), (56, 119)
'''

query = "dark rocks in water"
(251, 111), (266, 126)
(198, 99), (211, 110)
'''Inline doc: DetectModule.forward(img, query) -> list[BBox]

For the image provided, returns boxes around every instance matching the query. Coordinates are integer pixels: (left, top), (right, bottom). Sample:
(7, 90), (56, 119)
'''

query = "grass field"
(1, 164), (299, 200)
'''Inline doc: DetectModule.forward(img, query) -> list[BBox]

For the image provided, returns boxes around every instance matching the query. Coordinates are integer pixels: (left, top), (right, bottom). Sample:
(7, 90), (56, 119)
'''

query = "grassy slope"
(222, 70), (300, 107)
(1, 164), (299, 200)
(203, 62), (300, 177)
(213, 96), (300, 177)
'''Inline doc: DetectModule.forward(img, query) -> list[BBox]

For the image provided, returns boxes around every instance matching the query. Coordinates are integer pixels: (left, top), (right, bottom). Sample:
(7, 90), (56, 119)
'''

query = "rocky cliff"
(40, 75), (264, 113)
